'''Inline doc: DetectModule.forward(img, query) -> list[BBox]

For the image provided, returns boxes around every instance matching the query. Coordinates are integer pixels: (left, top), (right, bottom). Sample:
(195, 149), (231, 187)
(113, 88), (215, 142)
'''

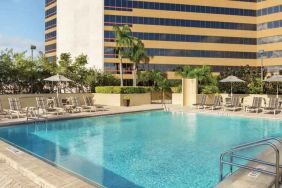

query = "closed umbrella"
(264, 75), (282, 98)
(44, 74), (73, 98)
(220, 75), (245, 97)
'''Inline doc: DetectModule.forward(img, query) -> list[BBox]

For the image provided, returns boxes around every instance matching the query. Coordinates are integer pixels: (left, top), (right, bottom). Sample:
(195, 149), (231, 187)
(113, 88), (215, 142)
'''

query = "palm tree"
(113, 25), (134, 86)
(177, 65), (219, 94)
(128, 39), (150, 86)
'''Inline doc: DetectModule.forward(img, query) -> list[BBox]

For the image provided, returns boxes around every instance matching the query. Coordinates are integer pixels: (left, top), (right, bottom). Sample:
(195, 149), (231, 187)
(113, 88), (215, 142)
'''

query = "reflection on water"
(0, 111), (281, 188)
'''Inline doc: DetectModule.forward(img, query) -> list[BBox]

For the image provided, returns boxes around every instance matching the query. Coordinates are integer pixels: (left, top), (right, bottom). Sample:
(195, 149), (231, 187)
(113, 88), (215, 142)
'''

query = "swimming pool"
(0, 111), (281, 188)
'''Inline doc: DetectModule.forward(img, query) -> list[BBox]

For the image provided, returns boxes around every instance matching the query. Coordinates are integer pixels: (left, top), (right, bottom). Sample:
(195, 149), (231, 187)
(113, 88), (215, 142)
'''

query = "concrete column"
(182, 78), (198, 107)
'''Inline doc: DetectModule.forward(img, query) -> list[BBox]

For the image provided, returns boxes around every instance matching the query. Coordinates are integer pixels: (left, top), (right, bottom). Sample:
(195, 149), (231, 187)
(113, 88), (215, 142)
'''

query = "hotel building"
(45, 0), (282, 81)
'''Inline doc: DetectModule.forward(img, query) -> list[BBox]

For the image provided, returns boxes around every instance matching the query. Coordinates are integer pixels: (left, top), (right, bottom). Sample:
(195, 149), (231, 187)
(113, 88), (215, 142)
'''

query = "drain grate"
(247, 166), (267, 179)
(6, 146), (22, 155)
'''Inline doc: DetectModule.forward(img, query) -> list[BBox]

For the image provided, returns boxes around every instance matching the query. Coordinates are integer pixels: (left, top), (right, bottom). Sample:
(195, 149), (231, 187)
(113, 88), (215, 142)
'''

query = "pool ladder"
(219, 137), (282, 188)
(163, 104), (169, 111)
(26, 107), (48, 123)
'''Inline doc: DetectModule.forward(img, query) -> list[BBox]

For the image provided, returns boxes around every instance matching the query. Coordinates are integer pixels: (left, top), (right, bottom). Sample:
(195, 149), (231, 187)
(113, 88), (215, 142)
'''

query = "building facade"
(45, 0), (282, 80)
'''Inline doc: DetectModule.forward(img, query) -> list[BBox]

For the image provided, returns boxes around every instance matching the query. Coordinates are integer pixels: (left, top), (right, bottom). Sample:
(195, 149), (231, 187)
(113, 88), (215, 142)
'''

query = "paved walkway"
(0, 160), (39, 188)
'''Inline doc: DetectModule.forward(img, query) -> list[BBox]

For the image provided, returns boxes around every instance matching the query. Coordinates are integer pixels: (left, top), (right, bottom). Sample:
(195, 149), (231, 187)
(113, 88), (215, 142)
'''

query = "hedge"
(95, 86), (152, 94)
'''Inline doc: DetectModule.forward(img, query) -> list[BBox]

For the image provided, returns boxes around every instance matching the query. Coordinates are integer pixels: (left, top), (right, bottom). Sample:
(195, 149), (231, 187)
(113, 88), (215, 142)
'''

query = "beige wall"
(172, 93), (183, 105)
(123, 93), (151, 106)
(0, 93), (152, 109)
(94, 93), (151, 106)
(94, 93), (121, 106)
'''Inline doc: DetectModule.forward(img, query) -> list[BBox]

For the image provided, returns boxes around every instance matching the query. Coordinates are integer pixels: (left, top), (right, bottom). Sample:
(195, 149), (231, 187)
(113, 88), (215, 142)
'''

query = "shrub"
(95, 86), (151, 94)
(171, 85), (182, 93)
(202, 85), (219, 94)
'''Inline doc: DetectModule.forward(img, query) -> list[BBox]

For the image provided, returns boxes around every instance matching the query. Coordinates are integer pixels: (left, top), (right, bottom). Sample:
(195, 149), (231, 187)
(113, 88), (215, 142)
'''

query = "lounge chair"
(0, 99), (8, 119)
(245, 97), (263, 113)
(7, 98), (28, 119)
(69, 96), (93, 113)
(263, 98), (280, 115)
(36, 97), (64, 116)
(224, 96), (242, 112)
(193, 95), (207, 109)
(83, 96), (106, 111)
(205, 96), (222, 111)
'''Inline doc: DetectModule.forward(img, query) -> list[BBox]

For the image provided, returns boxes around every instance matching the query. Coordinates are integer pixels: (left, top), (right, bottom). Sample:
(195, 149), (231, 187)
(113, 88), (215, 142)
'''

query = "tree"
(218, 65), (264, 94)
(113, 25), (134, 86)
(128, 39), (150, 86)
(138, 70), (170, 103)
(177, 65), (219, 94)
(84, 69), (119, 92)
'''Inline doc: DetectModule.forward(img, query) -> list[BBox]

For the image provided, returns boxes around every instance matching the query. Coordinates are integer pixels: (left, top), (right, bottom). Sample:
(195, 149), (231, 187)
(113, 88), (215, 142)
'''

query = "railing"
(219, 137), (282, 188)
(26, 107), (47, 122)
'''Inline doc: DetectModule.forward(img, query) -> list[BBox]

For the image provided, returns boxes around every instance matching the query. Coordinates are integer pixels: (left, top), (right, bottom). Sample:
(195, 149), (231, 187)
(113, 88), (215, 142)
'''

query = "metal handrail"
(231, 137), (282, 150)
(219, 137), (282, 188)
(163, 103), (168, 111)
(26, 107), (48, 122)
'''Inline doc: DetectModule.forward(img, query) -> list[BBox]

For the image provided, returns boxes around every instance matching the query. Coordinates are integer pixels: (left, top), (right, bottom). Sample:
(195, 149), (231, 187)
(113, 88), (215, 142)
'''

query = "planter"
(123, 99), (130, 107)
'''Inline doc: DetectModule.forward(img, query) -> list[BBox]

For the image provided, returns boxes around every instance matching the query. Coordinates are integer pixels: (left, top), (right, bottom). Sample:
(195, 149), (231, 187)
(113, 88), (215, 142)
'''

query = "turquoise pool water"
(0, 111), (281, 187)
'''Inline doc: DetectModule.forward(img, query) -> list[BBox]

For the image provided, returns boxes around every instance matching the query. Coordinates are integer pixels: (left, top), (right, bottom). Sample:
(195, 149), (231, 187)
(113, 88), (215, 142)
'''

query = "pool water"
(0, 111), (281, 188)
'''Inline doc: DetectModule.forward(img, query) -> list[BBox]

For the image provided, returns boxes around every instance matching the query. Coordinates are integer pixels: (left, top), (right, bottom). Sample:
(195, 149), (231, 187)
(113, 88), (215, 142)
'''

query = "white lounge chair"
(224, 96), (242, 112)
(51, 97), (69, 113)
(263, 98), (280, 115)
(83, 96), (106, 112)
(36, 97), (65, 116)
(205, 96), (222, 111)
(193, 95), (207, 109)
(8, 98), (28, 119)
(0, 99), (8, 119)
(245, 97), (263, 113)
(69, 96), (92, 113)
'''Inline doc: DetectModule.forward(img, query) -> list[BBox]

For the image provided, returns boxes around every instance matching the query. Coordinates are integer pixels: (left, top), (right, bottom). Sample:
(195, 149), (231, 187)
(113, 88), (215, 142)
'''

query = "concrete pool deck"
(0, 104), (163, 188)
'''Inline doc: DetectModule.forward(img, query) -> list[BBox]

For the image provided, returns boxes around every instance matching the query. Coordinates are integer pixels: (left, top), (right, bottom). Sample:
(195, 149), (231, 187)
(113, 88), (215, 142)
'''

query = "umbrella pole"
(57, 82), (59, 99)
(231, 82), (233, 97)
(277, 83), (279, 98)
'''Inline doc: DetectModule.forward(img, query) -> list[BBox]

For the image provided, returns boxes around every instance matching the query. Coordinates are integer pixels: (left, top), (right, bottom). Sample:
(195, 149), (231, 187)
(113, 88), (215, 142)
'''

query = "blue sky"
(0, 0), (45, 53)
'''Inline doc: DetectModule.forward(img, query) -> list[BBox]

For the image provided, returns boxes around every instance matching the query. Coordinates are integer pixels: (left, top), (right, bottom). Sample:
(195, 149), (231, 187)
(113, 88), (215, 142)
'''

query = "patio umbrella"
(220, 75), (245, 97)
(264, 75), (282, 98)
(44, 74), (73, 98)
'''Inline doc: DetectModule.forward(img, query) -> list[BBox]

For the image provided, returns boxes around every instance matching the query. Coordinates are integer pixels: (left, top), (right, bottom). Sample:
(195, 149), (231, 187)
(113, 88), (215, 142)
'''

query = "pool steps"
(216, 137), (282, 188)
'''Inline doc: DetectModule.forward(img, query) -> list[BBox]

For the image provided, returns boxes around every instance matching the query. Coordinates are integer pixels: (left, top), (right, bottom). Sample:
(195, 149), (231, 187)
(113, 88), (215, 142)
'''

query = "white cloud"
(0, 34), (44, 55)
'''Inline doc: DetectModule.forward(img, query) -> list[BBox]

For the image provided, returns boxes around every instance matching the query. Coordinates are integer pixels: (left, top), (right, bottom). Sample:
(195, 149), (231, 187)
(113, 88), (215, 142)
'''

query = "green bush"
(171, 85), (182, 93)
(95, 86), (151, 94)
(202, 85), (219, 94)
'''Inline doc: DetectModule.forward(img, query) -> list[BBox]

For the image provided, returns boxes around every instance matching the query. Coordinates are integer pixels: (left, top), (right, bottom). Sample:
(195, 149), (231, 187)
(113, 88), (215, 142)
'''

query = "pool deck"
(0, 104), (163, 188)
(215, 147), (282, 188)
